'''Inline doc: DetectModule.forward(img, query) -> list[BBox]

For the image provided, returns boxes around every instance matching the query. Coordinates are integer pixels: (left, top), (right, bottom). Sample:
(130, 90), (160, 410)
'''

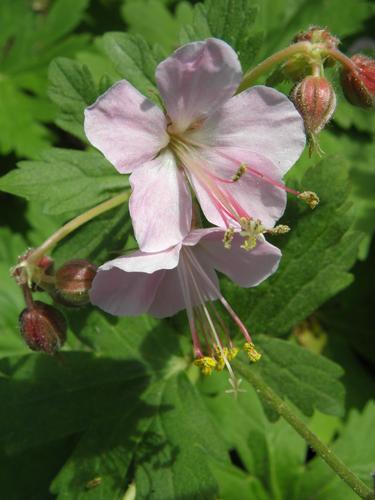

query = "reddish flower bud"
(291, 76), (336, 137)
(54, 259), (97, 307)
(12, 250), (54, 289)
(341, 54), (375, 108)
(294, 26), (339, 51)
(19, 301), (67, 354)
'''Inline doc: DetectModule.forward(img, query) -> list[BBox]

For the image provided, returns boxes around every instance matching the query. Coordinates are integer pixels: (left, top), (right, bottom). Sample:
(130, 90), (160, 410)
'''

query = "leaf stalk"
(232, 359), (374, 500)
(27, 190), (130, 265)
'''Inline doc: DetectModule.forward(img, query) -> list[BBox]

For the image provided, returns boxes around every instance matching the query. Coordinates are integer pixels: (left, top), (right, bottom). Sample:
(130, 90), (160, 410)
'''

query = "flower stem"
(325, 48), (358, 72)
(232, 359), (374, 500)
(237, 41), (312, 92)
(27, 190), (130, 265)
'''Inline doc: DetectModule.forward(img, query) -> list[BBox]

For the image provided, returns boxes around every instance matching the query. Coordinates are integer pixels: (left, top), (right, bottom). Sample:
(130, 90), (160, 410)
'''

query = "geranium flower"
(85, 38), (305, 253)
(90, 227), (281, 381)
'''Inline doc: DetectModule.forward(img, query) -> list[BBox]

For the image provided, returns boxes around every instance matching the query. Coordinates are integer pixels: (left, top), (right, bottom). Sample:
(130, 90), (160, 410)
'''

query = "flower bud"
(294, 26), (339, 51)
(54, 259), (97, 307)
(291, 76), (336, 137)
(19, 301), (67, 354)
(341, 54), (375, 108)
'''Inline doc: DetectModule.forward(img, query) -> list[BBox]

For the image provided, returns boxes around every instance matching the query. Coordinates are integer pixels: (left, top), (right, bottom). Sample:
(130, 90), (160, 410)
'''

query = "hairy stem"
(27, 190), (130, 265)
(237, 41), (312, 92)
(232, 359), (374, 499)
(325, 48), (358, 72)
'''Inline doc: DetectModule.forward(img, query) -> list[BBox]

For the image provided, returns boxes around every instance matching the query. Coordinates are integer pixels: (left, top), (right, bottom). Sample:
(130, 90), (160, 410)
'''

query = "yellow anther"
(239, 218), (265, 251)
(214, 346), (229, 371)
(223, 227), (235, 249)
(243, 342), (262, 363)
(232, 163), (247, 182)
(267, 224), (291, 235)
(298, 191), (320, 209)
(194, 356), (217, 375)
(227, 347), (239, 361)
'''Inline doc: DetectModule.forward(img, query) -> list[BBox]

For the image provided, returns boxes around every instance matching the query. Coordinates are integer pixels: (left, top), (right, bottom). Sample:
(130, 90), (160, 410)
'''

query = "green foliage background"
(0, 0), (374, 499)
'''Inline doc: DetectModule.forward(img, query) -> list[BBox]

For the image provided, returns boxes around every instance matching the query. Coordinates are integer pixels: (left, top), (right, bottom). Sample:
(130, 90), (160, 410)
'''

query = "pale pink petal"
(90, 266), (165, 316)
(199, 230), (282, 287)
(148, 268), (185, 318)
(149, 245), (221, 318)
(84, 80), (169, 173)
(156, 38), (242, 133)
(129, 150), (192, 252)
(89, 245), (181, 315)
(189, 85), (305, 174)
(100, 244), (182, 274)
(182, 227), (221, 247)
(187, 148), (286, 229)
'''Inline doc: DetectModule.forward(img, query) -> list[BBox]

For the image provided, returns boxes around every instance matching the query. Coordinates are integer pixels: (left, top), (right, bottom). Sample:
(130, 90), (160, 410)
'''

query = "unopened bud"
(294, 26), (339, 51)
(12, 250), (54, 289)
(19, 301), (67, 354)
(291, 76), (336, 138)
(54, 259), (97, 307)
(341, 54), (375, 108)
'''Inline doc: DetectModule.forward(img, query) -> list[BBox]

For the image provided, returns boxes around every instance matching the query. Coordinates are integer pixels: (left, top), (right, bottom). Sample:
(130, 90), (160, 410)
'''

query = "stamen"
(228, 347), (239, 360)
(183, 249), (240, 387)
(214, 346), (229, 371)
(214, 150), (321, 211)
(266, 224), (291, 235)
(177, 259), (202, 357)
(239, 218), (265, 251)
(298, 191), (320, 209)
(223, 227), (235, 249)
(243, 342), (262, 362)
(232, 163), (247, 182)
(194, 356), (217, 375)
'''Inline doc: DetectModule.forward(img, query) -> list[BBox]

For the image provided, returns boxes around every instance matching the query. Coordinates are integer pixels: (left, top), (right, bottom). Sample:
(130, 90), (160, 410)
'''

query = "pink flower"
(85, 38), (305, 253)
(90, 227), (281, 376)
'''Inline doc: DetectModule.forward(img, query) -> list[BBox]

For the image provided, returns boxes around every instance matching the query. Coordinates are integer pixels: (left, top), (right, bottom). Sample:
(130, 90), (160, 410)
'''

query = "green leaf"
(0, 0), (90, 156)
(201, 373), (309, 499)
(135, 374), (225, 500)
(181, 0), (262, 70)
(321, 248), (375, 366)
(0, 314), (174, 453)
(224, 157), (363, 336)
(122, 0), (193, 53)
(254, 336), (345, 417)
(52, 202), (132, 267)
(334, 95), (375, 137)
(0, 78), (54, 157)
(0, 311), (225, 499)
(0, 148), (128, 217)
(295, 401), (375, 499)
(310, 131), (375, 259)
(97, 32), (164, 101)
(0, 438), (75, 500)
(0, 228), (29, 358)
(48, 58), (98, 140)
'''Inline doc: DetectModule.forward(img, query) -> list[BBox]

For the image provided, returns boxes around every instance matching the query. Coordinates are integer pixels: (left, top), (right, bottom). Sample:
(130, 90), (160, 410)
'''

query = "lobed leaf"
(0, 0), (90, 156)
(0, 148), (128, 217)
(181, 0), (262, 70)
(254, 336), (346, 417)
(48, 58), (98, 141)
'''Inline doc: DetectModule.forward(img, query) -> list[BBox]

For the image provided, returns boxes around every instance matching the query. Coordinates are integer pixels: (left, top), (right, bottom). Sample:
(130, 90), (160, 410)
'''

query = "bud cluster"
(13, 254), (96, 355)
(280, 27), (375, 152)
